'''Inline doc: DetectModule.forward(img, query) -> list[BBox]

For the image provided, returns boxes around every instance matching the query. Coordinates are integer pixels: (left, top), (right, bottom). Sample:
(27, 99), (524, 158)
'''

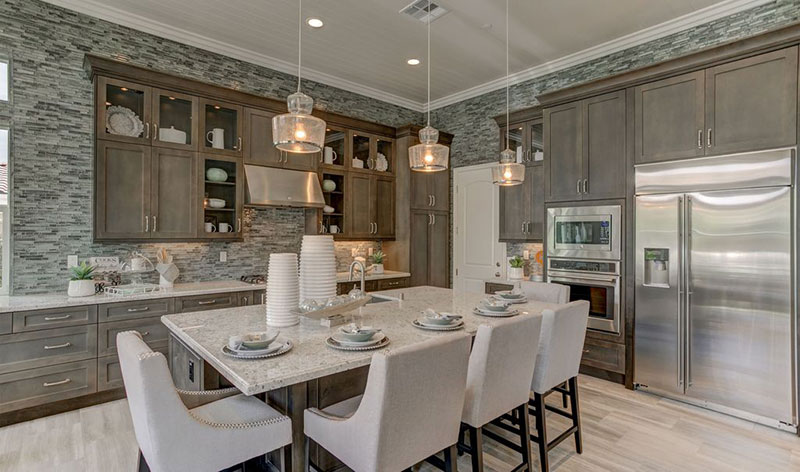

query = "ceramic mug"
(329, 225), (340, 234)
(205, 222), (217, 233)
(206, 128), (225, 149)
(324, 147), (338, 165)
(219, 223), (232, 233)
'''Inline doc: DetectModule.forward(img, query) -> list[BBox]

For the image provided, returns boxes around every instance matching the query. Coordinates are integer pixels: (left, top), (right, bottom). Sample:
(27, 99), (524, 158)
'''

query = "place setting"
(473, 298), (520, 317)
(222, 329), (293, 359)
(492, 288), (528, 304)
(325, 323), (390, 351)
(411, 308), (464, 331)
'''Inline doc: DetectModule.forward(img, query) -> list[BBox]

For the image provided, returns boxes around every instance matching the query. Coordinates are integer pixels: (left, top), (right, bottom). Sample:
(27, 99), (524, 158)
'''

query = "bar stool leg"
(304, 436), (311, 472)
(569, 376), (583, 454)
(469, 426), (484, 472)
(443, 444), (459, 472)
(137, 450), (150, 472)
(517, 403), (534, 472)
(532, 393), (549, 472)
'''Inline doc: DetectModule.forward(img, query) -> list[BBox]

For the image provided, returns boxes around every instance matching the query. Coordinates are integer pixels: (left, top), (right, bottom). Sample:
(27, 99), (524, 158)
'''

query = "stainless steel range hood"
(244, 165), (325, 208)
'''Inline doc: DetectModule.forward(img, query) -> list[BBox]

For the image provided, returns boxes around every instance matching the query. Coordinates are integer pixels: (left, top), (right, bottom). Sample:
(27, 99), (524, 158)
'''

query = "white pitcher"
(206, 128), (225, 149)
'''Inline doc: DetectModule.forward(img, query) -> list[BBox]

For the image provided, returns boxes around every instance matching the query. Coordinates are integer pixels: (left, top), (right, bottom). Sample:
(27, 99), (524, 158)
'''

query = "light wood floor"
(1, 375), (799, 471)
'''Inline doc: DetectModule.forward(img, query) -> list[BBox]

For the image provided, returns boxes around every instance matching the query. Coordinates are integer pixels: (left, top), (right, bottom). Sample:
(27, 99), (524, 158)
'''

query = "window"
(0, 59), (7, 102)
(0, 127), (8, 293)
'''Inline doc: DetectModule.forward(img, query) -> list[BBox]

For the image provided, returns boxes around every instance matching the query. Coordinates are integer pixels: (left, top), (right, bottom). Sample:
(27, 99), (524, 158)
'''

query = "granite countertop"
(0, 280), (266, 314)
(161, 286), (561, 395)
(335, 270), (411, 283)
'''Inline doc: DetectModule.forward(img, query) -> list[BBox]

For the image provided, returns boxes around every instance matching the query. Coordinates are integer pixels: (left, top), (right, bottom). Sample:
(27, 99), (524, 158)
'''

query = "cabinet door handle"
(432, 214), (436, 225)
(44, 342), (72, 350)
(127, 306), (150, 313)
(432, 195), (436, 207)
(145, 216), (149, 232)
(197, 299), (217, 305)
(242, 296), (249, 305)
(144, 122), (150, 139)
(153, 123), (158, 141)
(707, 128), (712, 148)
(375, 223), (379, 234)
(697, 129), (703, 149)
(576, 179), (582, 195)
(522, 222), (526, 233)
(237, 218), (242, 233)
(583, 179), (589, 194)
(43, 378), (71, 387)
(153, 215), (157, 232)
(429, 214), (433, 225)
(237, 136), (242, 151)
(44, 314), (71, 321)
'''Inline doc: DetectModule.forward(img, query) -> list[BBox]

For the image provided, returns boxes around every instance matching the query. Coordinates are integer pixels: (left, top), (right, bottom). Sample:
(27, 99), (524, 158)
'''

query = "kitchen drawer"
(485, 282), (514, 294)
(376, 277), (409, 291)
(98, 298), (174, 323)
(97, 318), (170, 357)
(337, 280), (379, 295)
(12, 305), (97, 333)
(580, 337), (625, 374)
(252, 289), (266, 305)
(0, 360), (97, 414)
(176, 293), (238, 313)
(0, 325), (97, 374)
(0, 313), (10, 335)
(237, 291), (255, 306)
(98, 346), (168, 392)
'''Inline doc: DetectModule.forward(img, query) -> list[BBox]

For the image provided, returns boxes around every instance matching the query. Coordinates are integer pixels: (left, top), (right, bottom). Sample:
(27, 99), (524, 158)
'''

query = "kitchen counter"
(161, 286), (559, 395)
(334, 270), (410, 283)
(0, 280), (265, 313)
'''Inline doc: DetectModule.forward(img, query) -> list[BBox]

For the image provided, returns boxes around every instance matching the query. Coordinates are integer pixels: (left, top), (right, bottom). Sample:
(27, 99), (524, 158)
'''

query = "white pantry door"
(453, 163), (506, 293)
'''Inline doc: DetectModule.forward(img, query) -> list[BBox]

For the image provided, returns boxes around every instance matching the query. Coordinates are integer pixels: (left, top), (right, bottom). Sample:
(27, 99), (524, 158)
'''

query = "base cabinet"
(410, 211), (449, 288)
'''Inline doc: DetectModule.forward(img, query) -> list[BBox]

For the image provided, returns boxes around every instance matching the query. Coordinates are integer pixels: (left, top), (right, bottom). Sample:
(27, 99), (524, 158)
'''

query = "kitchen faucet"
(348, 260), (366, 294)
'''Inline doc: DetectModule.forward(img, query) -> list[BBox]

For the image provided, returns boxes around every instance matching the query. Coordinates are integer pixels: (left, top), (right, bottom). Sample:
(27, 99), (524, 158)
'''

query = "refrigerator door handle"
(678, 196), (684, 389)
(686, 195), (693, 388)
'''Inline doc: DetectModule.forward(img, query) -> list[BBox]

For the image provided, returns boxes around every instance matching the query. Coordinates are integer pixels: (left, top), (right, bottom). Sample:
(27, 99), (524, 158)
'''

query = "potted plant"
(68, 261), (96, 297)
(372, 250), (385, 274)
(508, 256), (525, 280)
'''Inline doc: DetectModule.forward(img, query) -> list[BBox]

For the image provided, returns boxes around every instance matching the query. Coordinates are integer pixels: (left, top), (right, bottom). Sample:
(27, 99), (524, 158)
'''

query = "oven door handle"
(548, 274), (619, 286)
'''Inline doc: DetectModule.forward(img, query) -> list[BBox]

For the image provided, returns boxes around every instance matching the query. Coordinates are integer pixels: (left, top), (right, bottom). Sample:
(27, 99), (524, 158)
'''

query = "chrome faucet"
(348, 260), (366, 293)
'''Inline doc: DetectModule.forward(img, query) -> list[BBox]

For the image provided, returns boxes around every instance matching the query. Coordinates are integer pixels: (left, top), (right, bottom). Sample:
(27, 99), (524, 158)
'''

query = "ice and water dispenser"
(643, 248), (670, 287)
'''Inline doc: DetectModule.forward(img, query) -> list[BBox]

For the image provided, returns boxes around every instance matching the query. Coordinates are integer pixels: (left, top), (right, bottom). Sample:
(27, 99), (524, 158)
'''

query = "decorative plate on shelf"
(375, 153), (388, 172)
(106, 106), (144, 137)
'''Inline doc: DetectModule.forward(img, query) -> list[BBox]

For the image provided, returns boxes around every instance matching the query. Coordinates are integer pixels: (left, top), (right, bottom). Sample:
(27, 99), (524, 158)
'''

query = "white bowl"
(207, 198), (226, 209)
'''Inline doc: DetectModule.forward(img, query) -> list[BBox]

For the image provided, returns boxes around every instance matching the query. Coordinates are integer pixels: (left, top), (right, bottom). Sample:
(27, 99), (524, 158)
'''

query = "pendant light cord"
(426, 0), (431, 127)
(297, 0), (302, 93)
(505, 0), (509, 153)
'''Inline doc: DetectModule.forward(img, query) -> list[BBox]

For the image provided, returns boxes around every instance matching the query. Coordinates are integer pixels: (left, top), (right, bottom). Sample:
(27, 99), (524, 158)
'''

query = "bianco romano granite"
(161, 286), (561, 395)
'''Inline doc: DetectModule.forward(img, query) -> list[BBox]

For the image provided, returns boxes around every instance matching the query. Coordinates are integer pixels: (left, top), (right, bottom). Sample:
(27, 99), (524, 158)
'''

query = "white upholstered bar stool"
(458, 314), (543, 472)
(527, 300), (590, 472)
(518, 281), (570, 304)
(117, 331), (292, 472)
(303, 334), (472, 472)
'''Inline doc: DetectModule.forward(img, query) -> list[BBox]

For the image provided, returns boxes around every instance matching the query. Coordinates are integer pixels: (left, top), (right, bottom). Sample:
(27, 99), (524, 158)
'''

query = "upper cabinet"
(544, 90), (626, 202)
(351, 132), (394, 174)
(243, 107), (318, 171)
(199, 98), (243, 157)
(635, 46), (798, 164)
(152, 89), (198, 151)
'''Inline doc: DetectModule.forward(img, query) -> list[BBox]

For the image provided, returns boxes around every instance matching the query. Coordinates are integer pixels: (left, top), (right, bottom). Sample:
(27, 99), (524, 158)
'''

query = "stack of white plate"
(266, 253), (300, 327)
(299, 235), (337, 303)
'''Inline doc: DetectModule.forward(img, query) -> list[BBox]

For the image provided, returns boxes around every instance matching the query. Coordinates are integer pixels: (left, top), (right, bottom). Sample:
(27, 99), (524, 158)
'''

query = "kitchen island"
(161, 286), (561, 470)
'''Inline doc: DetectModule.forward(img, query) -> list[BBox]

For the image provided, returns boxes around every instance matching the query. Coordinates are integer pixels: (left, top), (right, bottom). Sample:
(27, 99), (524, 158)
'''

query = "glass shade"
(409, 126), (449, 172)
(492, 148), (525, 185)
(273, 92), (326, 153)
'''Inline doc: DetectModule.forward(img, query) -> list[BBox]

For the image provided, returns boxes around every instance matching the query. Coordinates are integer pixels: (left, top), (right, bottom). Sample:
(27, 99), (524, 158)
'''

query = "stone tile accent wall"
(333, 241), (382, 273)
(0, 0), (421, 294)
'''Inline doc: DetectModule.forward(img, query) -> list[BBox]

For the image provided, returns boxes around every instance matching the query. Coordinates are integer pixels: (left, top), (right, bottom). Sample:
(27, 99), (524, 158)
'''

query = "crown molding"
(42, 0), (427, 112)
(427, 0), (773, 110)
(43, 0), (771, 114)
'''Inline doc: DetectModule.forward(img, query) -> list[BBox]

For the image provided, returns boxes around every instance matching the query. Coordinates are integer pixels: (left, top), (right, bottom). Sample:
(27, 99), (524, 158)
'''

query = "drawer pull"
(43, 314), (72, 321)
(43, 342), (72, 350)
(43, 378), (71, 387)
(127, 307), (150, 313)
(197, 300), (217, 305)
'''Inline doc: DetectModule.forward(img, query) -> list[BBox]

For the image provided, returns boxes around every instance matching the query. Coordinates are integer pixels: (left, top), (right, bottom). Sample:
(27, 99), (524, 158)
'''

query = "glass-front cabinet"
(97, 77), (152, 145)
(152, 89), (198, 151)
(501, 120), (543, 165)
(349, 132), (394, 174)
(321, 126), (346, 170)
(200, 154), (243, 239)
(199, 98), (243, 157)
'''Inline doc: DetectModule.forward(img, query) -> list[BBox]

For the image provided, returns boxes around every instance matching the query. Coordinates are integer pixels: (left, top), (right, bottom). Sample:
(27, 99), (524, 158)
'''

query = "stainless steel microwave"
(547, 205), (621, 260)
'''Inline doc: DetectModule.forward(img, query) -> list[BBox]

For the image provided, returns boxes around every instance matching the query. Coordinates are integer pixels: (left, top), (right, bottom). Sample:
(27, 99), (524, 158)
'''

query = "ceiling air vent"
(400, 0), (449, 23)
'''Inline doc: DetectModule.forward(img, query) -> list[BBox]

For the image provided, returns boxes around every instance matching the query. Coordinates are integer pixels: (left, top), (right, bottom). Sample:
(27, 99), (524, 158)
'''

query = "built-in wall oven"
(546, 204), (623, 334)
(547, 258), (621, 334)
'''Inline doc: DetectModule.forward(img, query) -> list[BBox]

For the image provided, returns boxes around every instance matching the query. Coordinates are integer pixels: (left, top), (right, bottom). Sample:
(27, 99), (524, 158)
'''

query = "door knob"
(495, 272), (501, 277)
(496, 262), (500, 267)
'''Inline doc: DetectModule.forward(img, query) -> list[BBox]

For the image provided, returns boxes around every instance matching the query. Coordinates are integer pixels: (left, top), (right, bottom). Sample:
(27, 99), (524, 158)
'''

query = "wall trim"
(43, 0), (772, 113)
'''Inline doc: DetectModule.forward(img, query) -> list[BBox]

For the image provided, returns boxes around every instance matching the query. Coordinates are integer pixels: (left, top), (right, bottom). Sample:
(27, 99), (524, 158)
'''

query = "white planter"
(373, 263), (384, 274)
(68, 280), (96, 297)
(508, 267), (525, 280)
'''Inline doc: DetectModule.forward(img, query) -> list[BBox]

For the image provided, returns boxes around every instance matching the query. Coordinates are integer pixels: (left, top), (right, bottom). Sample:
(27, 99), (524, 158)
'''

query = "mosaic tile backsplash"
(0, 0), (421, 294)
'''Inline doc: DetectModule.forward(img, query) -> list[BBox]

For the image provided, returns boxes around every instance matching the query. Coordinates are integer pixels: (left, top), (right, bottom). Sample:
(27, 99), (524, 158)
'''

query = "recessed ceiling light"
(407, 58), (421, 66)
(306, 18), (324, 28)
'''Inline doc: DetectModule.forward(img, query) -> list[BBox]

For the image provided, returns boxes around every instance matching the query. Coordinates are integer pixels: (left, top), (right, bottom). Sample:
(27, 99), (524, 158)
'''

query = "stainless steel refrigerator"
(634, 148), (797, 431)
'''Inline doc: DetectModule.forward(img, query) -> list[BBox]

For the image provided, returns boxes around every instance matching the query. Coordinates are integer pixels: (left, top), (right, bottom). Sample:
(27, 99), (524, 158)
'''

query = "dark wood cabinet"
(243, 107), (318, 172)
(200, 154), (244, 239)
(634, 71), (705, 164)
(347, 172), (395, 239)
(544, 91), (626, 202)
(409, 210), (449, 288)
(499, 163), (544, 241)
(374, 176), (395, 238)
(95, 141), (152, 239)
(411, 170), (449, 211)
(96, 77), (153, 146)
(152, 89), (198, 152)
(199, 98), (243, 157)
(705, 47), (797, 155)
(151, 148), (197, 239)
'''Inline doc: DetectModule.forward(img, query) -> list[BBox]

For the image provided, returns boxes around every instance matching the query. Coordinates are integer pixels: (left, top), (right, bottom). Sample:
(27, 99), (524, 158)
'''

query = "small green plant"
(70, 261), (95, 281)
(372, 250), (385, 264)
(509, 256), (525, 269)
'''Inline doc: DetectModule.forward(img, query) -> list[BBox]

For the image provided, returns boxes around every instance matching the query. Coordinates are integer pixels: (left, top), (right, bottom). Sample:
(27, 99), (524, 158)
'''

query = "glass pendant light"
(492, 0), (524, 186)
(409, 0), (449, 172)
(273, 0), (326, 153)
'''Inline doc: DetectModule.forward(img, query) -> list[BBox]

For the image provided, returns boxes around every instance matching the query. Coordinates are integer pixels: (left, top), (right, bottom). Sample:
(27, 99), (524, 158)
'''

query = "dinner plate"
(221, 340), (293, 359)
(412, 319), (465, 331)
(473, 307), (519, 317)
(491, 295), (528, 304)
(331, 332), (385, 347)
(326, 335), (390, 351)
